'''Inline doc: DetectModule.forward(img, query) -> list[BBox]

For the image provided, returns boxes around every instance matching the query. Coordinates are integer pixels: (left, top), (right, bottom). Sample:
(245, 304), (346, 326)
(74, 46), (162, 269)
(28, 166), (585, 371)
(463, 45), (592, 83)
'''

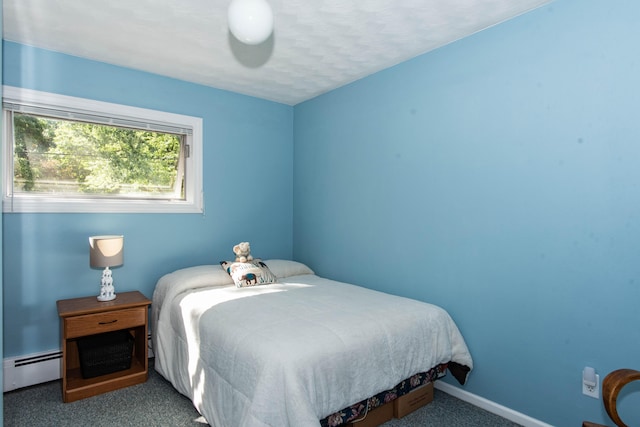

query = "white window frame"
(2, 86), (203, 213)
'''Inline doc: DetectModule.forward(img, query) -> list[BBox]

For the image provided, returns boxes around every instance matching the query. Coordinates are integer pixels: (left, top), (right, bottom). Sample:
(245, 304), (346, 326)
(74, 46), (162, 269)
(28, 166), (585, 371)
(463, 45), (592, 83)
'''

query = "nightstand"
(56, 290), (151, 402)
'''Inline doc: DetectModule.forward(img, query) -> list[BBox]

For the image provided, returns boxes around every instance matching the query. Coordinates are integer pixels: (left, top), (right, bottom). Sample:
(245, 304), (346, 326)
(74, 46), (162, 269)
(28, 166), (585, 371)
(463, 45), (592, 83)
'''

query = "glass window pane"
(12, 112), (184, 200)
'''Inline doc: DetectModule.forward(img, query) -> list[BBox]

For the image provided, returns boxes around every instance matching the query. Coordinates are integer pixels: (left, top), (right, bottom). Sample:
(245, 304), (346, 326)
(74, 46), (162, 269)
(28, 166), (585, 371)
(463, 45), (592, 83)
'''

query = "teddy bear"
(233, 241), (254, 263)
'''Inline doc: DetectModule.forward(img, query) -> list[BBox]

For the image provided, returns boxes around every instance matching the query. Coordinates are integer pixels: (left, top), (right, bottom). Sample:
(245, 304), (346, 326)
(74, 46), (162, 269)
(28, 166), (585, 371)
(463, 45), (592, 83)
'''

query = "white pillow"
(263, 259), (314, 278)
(161, 265), (234, 287)
(153, 265), (234, 308)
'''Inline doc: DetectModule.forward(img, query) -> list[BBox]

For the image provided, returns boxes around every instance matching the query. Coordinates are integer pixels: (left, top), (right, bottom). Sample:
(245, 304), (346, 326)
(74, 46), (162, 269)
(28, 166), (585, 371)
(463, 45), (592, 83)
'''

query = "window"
(2, 86), (203, 213)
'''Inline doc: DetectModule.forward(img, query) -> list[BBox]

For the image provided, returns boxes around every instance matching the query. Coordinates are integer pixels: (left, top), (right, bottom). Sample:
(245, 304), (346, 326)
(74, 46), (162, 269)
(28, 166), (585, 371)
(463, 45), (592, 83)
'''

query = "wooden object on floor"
(602, 369), (640, 427)
(57, 291), (151, 402)
(582, 368), (640, 427)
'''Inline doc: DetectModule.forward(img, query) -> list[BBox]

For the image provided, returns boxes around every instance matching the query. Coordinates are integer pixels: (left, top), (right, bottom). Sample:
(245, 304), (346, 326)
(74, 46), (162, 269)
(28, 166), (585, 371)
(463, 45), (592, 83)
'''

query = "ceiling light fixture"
(228, 0), (274, 45)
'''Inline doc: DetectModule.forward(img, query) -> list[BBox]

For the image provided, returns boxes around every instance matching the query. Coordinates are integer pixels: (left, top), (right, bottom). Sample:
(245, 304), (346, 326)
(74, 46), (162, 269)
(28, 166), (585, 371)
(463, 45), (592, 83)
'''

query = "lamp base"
(97, 293), (117, 302)
(97, 266), (117, 302)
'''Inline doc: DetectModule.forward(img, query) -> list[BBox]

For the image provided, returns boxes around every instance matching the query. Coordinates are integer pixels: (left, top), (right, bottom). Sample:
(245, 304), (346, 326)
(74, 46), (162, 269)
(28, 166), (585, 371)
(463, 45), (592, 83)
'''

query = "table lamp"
(89, 235), (124, 301)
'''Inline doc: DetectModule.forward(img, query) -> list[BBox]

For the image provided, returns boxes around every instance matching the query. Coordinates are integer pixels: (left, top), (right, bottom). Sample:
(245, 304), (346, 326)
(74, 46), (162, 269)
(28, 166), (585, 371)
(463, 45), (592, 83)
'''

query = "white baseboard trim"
(3, 350), (62, 392)
(435, 381), (554, 427)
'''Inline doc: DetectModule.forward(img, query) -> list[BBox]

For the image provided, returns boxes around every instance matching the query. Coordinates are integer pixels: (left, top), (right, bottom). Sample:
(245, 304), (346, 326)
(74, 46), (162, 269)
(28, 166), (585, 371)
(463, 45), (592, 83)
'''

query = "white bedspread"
(152, 266), (472, 427)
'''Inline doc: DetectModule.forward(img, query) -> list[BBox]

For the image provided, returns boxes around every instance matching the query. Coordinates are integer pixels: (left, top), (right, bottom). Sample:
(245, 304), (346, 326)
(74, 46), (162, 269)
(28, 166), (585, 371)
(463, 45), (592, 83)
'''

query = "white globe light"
(228, 0), (274, 45)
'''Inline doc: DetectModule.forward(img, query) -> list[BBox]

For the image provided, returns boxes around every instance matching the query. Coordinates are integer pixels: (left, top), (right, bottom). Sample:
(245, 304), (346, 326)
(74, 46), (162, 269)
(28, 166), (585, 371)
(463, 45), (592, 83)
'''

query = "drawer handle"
(98, 319), (118, 325)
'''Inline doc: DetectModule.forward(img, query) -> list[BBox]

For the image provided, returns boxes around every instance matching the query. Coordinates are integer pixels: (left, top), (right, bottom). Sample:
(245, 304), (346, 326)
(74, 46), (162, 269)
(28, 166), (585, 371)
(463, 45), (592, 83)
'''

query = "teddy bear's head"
(233, 241), (253, 263)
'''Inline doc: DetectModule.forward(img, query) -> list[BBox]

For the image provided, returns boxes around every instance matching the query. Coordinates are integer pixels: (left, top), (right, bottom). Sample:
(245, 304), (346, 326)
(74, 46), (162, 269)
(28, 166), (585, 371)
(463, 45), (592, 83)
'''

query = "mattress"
(152, 261), (473, 427)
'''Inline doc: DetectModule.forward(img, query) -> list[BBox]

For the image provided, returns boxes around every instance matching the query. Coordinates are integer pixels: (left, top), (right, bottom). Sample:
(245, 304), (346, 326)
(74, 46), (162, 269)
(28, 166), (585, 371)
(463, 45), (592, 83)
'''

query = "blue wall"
(2, 42), (294, 357)
(293, 0), (640, 426)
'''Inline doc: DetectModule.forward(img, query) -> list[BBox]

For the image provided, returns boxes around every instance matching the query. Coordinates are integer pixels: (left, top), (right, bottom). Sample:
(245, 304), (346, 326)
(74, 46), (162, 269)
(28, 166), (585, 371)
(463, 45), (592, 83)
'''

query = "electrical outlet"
(583, 373), (599, 398)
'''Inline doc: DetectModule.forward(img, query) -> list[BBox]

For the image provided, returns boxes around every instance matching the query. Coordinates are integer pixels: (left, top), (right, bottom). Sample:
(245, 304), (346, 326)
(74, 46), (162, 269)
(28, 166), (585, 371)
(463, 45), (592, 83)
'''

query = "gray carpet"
(4, 363), (521, 426)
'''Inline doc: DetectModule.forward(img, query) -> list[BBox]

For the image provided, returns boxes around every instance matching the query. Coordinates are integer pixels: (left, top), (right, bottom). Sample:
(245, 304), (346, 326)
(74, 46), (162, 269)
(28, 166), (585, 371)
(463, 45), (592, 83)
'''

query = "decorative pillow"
(220, 259), (277, 288)
(263, 259), (314, 278)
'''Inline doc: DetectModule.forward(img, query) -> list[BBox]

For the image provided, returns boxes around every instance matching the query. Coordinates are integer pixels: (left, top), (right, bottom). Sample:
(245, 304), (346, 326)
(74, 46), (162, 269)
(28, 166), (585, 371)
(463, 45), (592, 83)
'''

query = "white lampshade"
(90, 235), (124, 302)
(228, 0), (274, 45)
(89, 235), (124, 268)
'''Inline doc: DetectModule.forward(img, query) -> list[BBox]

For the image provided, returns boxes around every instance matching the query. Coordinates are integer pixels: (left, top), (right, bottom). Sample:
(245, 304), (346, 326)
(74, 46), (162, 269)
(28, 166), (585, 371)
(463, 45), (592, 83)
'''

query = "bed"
(152, 259), (473, 427)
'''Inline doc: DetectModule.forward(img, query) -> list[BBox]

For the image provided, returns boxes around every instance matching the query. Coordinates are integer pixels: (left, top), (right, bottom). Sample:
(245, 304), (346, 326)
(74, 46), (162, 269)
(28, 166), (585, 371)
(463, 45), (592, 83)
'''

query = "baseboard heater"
(4, 332), (154, 392)
(3, 350), (62, 392)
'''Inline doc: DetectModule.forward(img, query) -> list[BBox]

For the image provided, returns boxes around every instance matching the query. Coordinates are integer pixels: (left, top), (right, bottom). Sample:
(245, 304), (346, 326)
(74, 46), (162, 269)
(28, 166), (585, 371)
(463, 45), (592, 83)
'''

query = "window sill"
(3, 195), (203, 214)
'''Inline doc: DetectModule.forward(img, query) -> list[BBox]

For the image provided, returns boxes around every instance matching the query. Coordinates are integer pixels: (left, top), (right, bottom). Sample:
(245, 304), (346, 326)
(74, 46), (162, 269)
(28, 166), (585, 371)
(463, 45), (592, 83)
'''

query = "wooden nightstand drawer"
(65, 307), (146, 339)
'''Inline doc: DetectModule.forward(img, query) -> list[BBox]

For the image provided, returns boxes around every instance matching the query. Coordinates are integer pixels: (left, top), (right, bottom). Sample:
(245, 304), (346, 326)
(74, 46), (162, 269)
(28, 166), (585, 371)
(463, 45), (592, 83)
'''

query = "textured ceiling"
(3, 0), (551, 105)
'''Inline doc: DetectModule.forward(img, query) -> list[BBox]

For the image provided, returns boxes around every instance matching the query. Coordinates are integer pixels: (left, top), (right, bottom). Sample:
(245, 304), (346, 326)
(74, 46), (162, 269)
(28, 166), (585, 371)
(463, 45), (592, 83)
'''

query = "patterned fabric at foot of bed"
(320, 363), (449, 427)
